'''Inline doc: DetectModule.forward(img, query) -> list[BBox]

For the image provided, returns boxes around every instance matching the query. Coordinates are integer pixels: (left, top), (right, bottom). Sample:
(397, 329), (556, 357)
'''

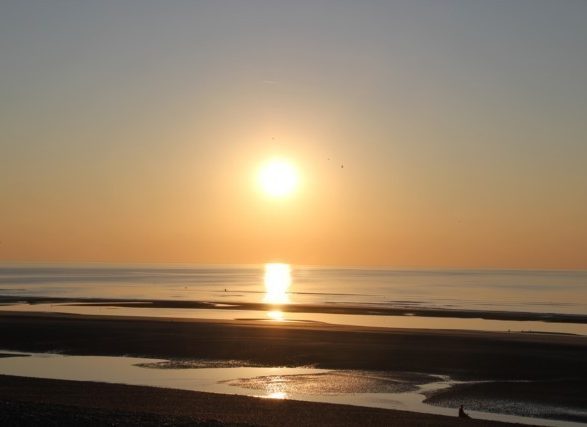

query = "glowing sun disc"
(258, 159), (298, 197)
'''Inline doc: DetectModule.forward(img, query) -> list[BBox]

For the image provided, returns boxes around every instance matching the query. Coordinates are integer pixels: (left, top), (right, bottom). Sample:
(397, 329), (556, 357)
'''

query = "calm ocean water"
(0, 264), (586, 316)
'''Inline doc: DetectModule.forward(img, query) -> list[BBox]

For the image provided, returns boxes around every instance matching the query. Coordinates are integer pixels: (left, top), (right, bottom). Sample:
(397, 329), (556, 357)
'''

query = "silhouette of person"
(458, 405), (470, 418)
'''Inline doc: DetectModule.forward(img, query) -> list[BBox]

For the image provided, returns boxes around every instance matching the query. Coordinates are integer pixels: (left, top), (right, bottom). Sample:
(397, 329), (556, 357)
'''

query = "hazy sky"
(1, 1), (586, 268)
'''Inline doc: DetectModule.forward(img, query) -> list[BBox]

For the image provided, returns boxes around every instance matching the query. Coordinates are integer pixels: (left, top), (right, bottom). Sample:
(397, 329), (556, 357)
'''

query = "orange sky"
(1, 2), (586, 268)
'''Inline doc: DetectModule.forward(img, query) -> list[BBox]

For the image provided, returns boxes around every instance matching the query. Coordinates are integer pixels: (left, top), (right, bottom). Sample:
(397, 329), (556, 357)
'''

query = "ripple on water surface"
(135, 359), (265, 369)
(223, 370), (438, 394)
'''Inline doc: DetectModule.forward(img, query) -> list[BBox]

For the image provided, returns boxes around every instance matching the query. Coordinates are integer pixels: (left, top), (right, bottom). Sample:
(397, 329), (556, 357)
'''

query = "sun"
(258, 159), (299, 197)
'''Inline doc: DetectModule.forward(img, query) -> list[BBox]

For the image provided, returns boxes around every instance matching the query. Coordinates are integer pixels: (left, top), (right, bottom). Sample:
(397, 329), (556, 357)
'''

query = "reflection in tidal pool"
(266, 391), (287, 399)
(0, 352), (582, 427)
(225, 371), (430, 394)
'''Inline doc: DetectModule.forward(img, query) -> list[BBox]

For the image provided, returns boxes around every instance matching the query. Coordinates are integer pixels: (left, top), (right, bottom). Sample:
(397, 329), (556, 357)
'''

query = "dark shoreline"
(1, 295), (586, 324)
(424, 380), (587, 423)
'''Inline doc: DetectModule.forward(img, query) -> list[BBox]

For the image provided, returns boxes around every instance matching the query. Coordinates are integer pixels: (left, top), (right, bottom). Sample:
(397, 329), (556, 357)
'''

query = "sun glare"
(258, 159), (299, 197)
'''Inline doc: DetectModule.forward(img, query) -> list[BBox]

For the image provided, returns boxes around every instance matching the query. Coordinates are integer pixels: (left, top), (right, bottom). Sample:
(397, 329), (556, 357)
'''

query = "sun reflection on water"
(267, 310), (285, 321)
(262, 375), (289, 399)
(263, 263), (291, 305)
(266, 391), (287, 399)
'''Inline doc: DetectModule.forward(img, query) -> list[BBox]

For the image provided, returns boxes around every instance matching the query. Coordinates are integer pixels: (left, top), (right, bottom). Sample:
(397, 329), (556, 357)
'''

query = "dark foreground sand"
(0, 311), (586, 425)
(0, 375), (519, 427)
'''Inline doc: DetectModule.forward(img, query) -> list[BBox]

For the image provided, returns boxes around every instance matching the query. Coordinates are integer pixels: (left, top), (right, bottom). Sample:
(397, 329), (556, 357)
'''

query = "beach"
(0, 375), (520, 427)
(1, 311), (586, 425)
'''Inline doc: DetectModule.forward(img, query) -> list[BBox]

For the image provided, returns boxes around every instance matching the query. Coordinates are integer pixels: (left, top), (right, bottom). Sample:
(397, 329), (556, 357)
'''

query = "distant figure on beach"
(458, 405), (470, 418)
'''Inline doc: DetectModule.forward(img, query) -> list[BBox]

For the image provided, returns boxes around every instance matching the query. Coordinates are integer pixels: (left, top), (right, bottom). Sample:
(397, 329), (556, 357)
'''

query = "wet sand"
(0, 374), (519, 426)
(1, 311), (585, 380)
(2, 295), (586, 323)
(425, 380), (587, 423)
(0, 311), (586, 424)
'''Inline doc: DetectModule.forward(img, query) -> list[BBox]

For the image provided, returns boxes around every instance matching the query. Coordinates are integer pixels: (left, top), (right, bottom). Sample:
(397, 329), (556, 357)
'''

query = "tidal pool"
(0, 351), (583, 427)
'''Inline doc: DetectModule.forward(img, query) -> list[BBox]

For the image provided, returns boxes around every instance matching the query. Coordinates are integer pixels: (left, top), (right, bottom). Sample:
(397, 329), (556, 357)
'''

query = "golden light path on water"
(263, 263), (291, 321)
(266, 310), (285, 321)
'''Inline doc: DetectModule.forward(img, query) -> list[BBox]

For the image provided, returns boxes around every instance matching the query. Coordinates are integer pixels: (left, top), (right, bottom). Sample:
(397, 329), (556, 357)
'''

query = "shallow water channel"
(3, 302), (586, 335)
(0, 351), (583, 427)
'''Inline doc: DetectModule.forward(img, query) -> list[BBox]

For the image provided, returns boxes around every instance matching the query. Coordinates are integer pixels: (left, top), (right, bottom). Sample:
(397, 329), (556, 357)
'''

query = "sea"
(1, 264), (586, 335)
